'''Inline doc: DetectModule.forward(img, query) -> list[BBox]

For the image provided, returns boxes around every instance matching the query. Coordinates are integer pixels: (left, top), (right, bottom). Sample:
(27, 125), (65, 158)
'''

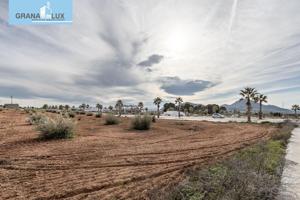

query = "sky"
(0, 0), (300, 109)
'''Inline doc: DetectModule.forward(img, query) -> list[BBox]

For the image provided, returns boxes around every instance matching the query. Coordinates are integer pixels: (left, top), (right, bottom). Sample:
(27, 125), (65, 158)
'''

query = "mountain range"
(223, 99), (293, 114)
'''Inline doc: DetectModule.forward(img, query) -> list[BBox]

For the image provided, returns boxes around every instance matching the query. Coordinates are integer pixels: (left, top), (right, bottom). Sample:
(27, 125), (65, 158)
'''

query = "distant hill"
(223, 99), (293, 114)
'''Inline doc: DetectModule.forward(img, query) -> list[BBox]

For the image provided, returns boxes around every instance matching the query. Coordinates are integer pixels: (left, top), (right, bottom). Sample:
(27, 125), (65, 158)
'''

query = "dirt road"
(0, 110), (276, 199)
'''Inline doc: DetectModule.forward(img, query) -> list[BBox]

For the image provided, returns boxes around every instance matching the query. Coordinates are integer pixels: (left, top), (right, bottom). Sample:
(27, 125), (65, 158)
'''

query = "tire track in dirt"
(0, 110), (277, 200)
(0, 129), (269, 172)
(35, 144), (247, 200)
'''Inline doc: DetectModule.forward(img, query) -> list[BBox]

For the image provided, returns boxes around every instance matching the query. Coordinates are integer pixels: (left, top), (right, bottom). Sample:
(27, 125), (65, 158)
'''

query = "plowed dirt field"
(0, 110), (277, 199)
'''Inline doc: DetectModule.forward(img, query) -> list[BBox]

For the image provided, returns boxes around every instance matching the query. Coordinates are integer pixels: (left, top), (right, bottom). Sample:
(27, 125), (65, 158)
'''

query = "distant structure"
(4, 96), (19, 109)
(4, 104), (19, 109)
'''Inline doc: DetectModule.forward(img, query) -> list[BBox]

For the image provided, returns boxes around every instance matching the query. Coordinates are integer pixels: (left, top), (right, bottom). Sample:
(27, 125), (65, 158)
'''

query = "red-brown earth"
(0, 109), (277, 199)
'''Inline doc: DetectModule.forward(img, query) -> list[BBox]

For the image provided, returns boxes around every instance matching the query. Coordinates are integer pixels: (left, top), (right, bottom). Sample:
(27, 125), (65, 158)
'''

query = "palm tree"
(254, 94), (267, 120)
(108, 105), (113, 112)
(240, 87), (257, 122)
(65, 105), (70, 110)
(292, 104), (300, 118)
(80, 103), (86, 111)
(175, 97), (183, 118)
(138, 102), (144, 113)
(115, 100), (123, 117)
(96, 103), (103, 114)
(153, 97), (162, 118)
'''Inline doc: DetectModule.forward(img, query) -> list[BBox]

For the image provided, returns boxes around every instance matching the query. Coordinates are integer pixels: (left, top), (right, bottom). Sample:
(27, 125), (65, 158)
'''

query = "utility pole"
(11, 96), (13, 104)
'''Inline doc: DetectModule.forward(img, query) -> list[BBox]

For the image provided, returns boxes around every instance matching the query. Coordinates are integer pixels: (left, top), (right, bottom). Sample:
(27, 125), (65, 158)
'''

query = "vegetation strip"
(149, 121), (297, 200)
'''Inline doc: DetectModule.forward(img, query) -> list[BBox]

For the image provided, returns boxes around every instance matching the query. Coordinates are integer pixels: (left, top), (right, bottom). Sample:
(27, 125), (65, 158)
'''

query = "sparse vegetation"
(68, 112), (75, 118)
(291, 104), (300, 118)
(131, 115), (152, 130)
(151, 121), (296, 200)
(96, 103), (103, 114)
(2, 109), (291, 199)
(95, 113), (102, 118)
(175, 121), (185, 126)
(271, 121), (297, 146)
(86, 112), (93, 116)
(28, 114), (46, 125)
(104, 114), (119, 125)
(79, 111), (86, 115)
(37, 116), (75, 140)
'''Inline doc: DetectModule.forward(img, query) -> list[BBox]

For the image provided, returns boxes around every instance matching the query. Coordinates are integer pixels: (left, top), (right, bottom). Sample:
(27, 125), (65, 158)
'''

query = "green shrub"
(86, 112), (93, 116)
(95, 113), (102, 118)
(79, 111), (86, 115)
(261, 121), (271, 124)
(37, 116), (75, 140)
(104, 114), (119, 125)
(271, 121), (296, 146)
(131, 115), (152, 130)
(271, 130), (292, 146)
(28, 114), (46, 125)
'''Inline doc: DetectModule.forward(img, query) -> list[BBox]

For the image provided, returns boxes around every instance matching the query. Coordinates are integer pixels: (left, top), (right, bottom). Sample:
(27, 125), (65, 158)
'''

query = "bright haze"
(0, 0), (300, 108)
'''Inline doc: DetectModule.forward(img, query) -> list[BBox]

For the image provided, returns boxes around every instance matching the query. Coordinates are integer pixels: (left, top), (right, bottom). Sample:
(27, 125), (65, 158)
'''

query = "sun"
(163, 25), (192, 54)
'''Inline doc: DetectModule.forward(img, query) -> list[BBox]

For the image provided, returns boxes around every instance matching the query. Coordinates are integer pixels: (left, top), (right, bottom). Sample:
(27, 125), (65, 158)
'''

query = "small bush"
(68, 112), (75, 118)
(28, 114), (46, 125)
(261, 121), (271, 124)
(175, 121), (185, 126)
(104, 114), (119, 125)
(152, 115), (156, 123)
(131, 115), (152, 130)
(95, 113), (102, 118)
(37, 116), (75, 140)
(79, 111), (86, 115)
(86, 112), (93, 116)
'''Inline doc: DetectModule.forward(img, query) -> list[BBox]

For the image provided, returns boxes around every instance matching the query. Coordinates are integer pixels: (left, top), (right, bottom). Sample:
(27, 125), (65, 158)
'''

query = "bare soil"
(0, 110), (277, 200)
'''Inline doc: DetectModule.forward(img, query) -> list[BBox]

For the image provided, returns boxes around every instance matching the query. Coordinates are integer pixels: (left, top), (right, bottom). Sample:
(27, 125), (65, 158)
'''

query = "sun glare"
(164, 26), (192, 53)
